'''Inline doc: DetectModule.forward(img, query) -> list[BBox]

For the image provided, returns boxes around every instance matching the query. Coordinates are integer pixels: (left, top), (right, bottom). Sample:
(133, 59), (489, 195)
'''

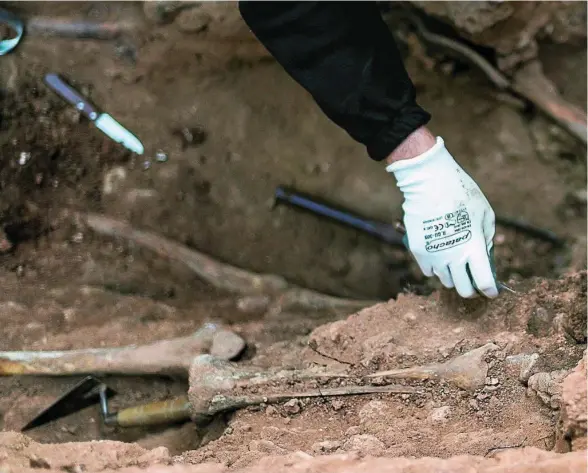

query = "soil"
(0, 2), (586, 473)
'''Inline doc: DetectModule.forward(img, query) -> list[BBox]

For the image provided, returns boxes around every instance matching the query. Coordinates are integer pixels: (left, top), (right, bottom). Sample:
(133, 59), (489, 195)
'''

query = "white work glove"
(386, 137), (498, 298)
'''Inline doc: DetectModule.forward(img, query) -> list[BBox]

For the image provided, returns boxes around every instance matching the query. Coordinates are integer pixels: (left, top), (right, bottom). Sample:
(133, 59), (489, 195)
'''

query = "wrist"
(385, 127), (436, 165)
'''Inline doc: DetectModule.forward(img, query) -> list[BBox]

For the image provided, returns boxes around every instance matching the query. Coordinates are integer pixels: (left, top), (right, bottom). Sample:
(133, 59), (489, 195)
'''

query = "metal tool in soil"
(44, 73), (144, 154)
(22, 355), (421, 431)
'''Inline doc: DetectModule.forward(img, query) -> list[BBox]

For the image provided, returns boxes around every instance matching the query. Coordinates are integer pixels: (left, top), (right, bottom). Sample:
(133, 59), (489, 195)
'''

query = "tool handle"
(274, 187), (404, 246)
(44, 73), (99, 121)
(114, 396), (192, 427)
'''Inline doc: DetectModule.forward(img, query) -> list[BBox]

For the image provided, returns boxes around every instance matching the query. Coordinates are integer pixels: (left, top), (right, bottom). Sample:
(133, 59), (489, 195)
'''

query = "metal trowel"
(22, 376), (191, 431)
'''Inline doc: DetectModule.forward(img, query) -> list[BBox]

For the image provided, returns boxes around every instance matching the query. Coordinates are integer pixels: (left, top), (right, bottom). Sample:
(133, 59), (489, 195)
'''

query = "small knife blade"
(44, 73), (144, 154)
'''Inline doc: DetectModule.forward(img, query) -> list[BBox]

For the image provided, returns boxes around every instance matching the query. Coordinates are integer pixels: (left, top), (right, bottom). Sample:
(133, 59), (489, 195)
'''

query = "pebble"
(29, 455), (51, 469)
(18, 151), (31, 165)
(343, 434), (385, 455)
(155, 150), (168, 162)
(345, 426), (360, 436)
(283, 398), (301, 415)
(312, 440), (341, 453)
(331, 400), (344, 411)
(210, 329), (246, 361)
(249, 439), (286, 454)
(430, 405), (451, 422)
(265, 406), (278, 416)
(469, 399), (479, 410)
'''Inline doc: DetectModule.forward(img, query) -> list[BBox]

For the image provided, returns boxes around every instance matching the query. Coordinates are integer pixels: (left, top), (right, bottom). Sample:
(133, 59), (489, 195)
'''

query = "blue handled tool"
(274, 186), (405, 246)
(274, 186), (517, 295)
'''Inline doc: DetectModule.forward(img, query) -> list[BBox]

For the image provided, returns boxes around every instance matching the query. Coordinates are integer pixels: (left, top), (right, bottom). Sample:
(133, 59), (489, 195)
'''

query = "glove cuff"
(385, 136), (447, 174)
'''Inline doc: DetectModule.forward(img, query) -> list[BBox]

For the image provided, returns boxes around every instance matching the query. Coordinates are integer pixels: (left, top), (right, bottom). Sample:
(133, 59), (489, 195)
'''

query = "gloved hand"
(386, 137), (498, 298)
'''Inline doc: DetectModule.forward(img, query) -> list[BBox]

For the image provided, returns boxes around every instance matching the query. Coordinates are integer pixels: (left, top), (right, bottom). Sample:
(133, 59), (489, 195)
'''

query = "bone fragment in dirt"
(80, 212), (378, 311)
(0, 323), (245, 377)
(187, 355), (419, 418)
(367, 343), (500, 391)
(397, 12), (587, 146)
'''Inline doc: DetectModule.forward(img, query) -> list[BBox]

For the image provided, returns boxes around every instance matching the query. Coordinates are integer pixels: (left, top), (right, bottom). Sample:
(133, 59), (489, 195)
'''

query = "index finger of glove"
(467, 241), (499, 298)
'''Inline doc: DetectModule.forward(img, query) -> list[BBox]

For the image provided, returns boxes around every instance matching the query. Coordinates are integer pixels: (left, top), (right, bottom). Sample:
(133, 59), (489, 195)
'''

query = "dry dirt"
(0, 2), (586, 473)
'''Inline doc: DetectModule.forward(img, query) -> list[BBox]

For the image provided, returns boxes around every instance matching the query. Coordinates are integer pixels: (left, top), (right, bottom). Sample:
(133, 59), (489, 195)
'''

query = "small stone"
(490, 378), (499, 386)
(430, 405), (451, 422)
(265, 405), (278, 416)
(312, 440), (341, 453)
(155, 150), (168, 162)
(401, 394), (410, 400)
(102, 166), (127, 195)
(62, 465), (85, 473)
(343, 434), (385, 455)
(520, 353), (540, 383)
(403, 311), (417, 322)
(469, 399), (479, 410)
(18, 151), (31, 166)
(249, 439), (286, 454)
(345, 426), (360, 436)
(283, 398), (301, 415)
(29, 455), (51, 469)
(210, 329), (246, 361)
(143, 160), (152, 170)
(331, 400), (344, 411)
(72, 232), (84, 243)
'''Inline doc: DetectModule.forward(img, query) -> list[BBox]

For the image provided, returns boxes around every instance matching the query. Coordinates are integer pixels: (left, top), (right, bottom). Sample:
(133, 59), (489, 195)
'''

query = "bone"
(187, 355), (419, 418)
(0, 323), (245, 377)
(367, 343), (500, 391)
(81, 213), (378, 312)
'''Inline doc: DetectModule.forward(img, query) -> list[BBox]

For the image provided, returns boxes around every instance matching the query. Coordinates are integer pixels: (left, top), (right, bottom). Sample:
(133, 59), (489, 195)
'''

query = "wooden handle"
(115, 396), (192, 427)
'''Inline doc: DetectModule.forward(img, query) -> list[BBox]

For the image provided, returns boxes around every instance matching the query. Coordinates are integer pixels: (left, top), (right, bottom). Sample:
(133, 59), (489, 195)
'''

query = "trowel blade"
(21, 375), (116, 431)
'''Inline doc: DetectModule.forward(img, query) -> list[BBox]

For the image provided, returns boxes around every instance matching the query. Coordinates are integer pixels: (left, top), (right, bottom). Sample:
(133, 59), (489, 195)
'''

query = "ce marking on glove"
(423, 208), (472, 253)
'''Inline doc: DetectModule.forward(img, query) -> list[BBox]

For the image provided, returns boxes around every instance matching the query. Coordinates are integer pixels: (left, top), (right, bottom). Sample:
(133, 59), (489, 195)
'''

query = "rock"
(528, 370), (569, 409)
(312, 441), (341, 454)
(210, 329), (246, 361)
(102, 166), (127, 195)
(506, 353), (541, 383)
(136, 446), (171, 466)
(556, 351), (587, 453)
(430, 406), (452, 422)
(331, 400), (344, 411)
(345, 426), (360, 437)
(265, 406), (278, 416)
(248, 440), (287, 455)
(358, 401), (388, 424)
(29, 454), (51, 469)
(283, 399), (301, 415)
(343, 434), (385, 456)
(527, 306), (554, 337)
